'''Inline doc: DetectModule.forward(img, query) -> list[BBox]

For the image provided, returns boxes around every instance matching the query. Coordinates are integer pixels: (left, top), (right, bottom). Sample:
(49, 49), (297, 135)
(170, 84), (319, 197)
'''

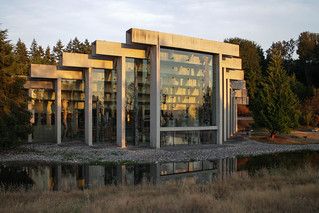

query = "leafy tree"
(296, 32), (319, 88)
(0, 29), (31, 148)
(53, 39), (64, 64)
(224, 38), (264, 100)
(251, 50), (300, 139)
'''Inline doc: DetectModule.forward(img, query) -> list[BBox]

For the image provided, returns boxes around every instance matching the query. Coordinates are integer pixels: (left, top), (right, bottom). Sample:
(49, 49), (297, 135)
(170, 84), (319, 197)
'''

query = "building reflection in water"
(0, 158), (237, 191)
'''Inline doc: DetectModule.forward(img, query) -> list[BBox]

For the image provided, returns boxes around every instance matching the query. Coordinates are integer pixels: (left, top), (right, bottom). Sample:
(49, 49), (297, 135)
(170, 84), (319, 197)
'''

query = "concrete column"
(150, 45), (161, 148)
(85, 68), (93, 146)
(226, 79), (231, 139)
(28, 89), (33, 143)
(215, 54), (223, 145)
(223, 71), (227, 142)
(116, 57), (126, 148)
(235, 99), (238, 132)
(55, 78), (62, 144)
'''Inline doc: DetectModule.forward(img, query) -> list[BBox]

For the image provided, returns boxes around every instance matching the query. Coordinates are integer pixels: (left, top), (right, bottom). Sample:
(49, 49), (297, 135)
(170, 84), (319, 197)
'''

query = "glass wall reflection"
(160, 130), (216, 146)
(30, 86), (56, 142)
(92, 69), (117, 143)
(61, 79), (85, 141)
(125, 58), (150, 146)
(160, 48), (214, 127)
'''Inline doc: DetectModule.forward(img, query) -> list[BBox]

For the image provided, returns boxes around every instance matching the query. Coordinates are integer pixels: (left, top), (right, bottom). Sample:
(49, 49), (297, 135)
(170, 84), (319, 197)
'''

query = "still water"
(0, 151), (318, 191)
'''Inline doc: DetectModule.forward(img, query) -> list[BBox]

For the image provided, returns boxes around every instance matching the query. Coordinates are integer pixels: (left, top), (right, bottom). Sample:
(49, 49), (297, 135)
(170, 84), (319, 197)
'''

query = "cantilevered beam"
(62, 52), (113, 69)
(126, 28), (240, 57)
(93, 40), (146, 59)
(31, 64), (83, 80)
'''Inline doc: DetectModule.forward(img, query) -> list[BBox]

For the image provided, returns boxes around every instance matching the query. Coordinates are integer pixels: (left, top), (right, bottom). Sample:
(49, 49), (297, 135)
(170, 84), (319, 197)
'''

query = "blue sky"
(1, 0), (318, 51)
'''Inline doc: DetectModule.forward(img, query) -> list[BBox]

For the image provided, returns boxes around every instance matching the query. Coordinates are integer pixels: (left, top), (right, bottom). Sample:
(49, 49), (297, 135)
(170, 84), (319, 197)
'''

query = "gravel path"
(1, 139), (319, 164)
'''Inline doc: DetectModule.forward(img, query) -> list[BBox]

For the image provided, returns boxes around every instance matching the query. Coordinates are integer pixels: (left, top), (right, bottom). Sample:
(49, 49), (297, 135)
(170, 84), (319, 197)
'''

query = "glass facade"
(30, 86), (56, 142)
(92, 69), (117, 143)
(160, 130), (216, 146)
(160, 48), (214, 127)
(61, 79), (85, 141)
(125, 58), (150, 146)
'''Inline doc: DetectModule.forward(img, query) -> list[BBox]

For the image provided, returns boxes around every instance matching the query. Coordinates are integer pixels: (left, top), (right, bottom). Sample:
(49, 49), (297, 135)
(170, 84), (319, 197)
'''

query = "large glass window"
(30, 85), (56, 142)
(61, 79), (85, 141)
(160, 48), (214, 127)
(92, 69), (117, 143)
(125, 58), (150, 146)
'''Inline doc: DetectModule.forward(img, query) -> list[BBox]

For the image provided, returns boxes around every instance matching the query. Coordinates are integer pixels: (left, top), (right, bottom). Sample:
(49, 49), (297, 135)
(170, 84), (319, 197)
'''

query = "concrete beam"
(94, 40), (146, 59)
(221, 57), (242, 70)
(225, 70), (244, 80)
(62, 52), (113, 69)
(127, 28), (240, 57)
(31, 64), (83, 80)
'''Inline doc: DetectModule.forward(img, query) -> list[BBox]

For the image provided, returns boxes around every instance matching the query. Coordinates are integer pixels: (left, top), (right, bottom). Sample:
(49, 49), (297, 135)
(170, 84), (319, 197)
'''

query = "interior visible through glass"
(125, 58), (150, 146)
(92, 68), (117, 143)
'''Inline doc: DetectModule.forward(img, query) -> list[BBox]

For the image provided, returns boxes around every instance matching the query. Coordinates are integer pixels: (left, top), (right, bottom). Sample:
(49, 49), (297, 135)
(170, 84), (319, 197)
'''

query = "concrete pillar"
(150, 45), (161, 148)
(116, 57), (126, 148)
(28, 89), (33, 143)
(226, 79), (231, 139)
(150, 163), (160, 184)
(215, 54), (223, 145)
(85, 68), (93, 146)
(55, 78), (62, 144)
(235, 99), (238, 132)
(223, 71), (227, 142)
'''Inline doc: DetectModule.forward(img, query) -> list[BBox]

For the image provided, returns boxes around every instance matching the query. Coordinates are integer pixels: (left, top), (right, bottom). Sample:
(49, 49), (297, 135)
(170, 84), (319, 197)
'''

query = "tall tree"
(296, 32), (319, 88)
(251, 50), (300, 139)
(0, 29), (31, 148)
(13, 39), (29, 75)
(29, 39), (43, 64)
(53, 39), (64, 64)
(43, 46), (55, 65)
(81, 39), (91, 54)
(224, 38), (264, 100)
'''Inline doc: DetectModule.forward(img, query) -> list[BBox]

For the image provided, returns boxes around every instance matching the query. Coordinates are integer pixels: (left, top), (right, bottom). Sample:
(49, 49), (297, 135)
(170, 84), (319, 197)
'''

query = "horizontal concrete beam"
(127, 28), (240, 57)
(62, 52), (113, 69)
(94, 40), (146, 59)
(221, 57), (242, 70)
(225, 70), (244, 80)
(24, 80), (54, 89)
(31, 64), (83, 80)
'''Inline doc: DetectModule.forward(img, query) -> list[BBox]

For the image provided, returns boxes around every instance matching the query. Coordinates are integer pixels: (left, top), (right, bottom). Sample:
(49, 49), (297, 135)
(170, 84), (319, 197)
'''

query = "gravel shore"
(1, 139), (319, 164)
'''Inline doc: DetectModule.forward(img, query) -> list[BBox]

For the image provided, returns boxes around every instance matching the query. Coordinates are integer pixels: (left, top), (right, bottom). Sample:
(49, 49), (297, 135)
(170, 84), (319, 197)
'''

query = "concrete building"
(25, 28), (248, 148)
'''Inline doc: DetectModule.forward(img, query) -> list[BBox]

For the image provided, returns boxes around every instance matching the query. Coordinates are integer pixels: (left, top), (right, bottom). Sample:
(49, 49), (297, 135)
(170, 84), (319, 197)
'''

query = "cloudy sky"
(1, 0), (318, 51)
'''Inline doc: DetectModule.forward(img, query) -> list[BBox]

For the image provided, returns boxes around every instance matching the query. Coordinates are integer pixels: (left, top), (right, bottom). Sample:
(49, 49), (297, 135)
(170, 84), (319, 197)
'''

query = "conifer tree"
(251, 50), (300, 139)
(0, 29), (31, 148)
(53, 39), (64, 64)
(43, 46), (54, 64)
(13, 39), (29, 75)
(29, 39), (43, 64)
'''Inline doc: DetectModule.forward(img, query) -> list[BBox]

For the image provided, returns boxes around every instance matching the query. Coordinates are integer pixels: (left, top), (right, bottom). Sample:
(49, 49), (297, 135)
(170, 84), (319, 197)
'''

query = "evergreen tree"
(29, 39), (43, 64)
(53, 39), (64, 64)
(0, 29), (31, 148)
(43, 46), (54, 64)
(251, 50), (300, 139)
(65, 39), (73, 52)
(13, 39), (29, 75)
(81, 39), (91, 54)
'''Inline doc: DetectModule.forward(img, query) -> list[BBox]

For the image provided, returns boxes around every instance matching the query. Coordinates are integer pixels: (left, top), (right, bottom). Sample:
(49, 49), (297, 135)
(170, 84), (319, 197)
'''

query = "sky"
(0, 0), (318, 52)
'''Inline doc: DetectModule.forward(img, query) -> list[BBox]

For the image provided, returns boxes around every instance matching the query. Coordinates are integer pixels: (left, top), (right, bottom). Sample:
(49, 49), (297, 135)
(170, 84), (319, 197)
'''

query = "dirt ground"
(250, 128), (319, 144)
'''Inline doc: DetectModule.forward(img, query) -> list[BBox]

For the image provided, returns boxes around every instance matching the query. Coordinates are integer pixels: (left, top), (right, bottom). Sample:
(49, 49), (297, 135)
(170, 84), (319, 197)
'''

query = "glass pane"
(61, 79), (85, 141)
(30, 87), (56, 142)
(125, 58), (150, 146)
(92, 68), (117, 143)
(160, 48), (214, 127)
